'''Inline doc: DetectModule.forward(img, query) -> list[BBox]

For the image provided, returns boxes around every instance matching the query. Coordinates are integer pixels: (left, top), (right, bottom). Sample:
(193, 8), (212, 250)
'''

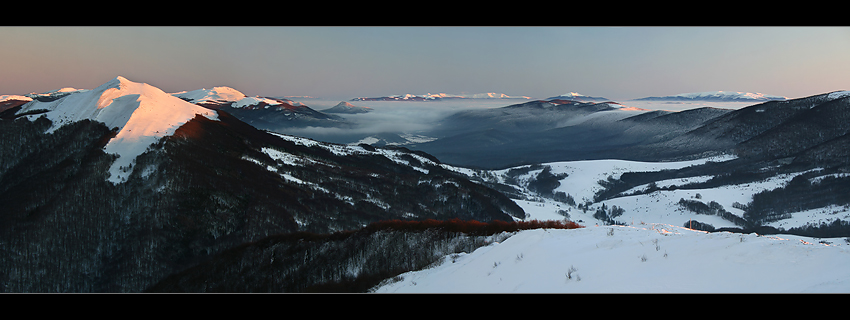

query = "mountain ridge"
(633, 91), (788, 102)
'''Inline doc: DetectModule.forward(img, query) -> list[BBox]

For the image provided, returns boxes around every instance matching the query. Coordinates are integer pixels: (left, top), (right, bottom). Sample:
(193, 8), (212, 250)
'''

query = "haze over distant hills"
(347, 90), (789, 104)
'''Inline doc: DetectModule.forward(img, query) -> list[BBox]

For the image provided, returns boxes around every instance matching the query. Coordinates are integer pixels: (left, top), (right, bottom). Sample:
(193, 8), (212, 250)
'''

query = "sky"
(2, 26), (849, 101)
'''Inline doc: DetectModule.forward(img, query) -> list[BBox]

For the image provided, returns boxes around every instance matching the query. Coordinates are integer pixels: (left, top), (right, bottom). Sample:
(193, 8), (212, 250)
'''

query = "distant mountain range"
(633, 91), (788, 102)
(352, 92), (533, 101)
(349, 90), (789, 103)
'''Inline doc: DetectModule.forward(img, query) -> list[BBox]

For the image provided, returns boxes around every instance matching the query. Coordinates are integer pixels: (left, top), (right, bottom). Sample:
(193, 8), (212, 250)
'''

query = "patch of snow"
(243, 158), (332, 194)
(350, 136), (380, 145)
(399, 133), (437, 144)
(810, 172), (850, 184)
(827, 90), (850, 100)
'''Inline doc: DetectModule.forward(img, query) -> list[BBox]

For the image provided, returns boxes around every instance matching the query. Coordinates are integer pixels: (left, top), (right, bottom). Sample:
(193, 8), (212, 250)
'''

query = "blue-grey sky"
(2, 26), (849, 100)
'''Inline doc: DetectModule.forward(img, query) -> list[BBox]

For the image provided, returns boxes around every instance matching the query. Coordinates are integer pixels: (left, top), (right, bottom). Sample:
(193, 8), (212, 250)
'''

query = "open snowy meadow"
(373, 223), (850, 293)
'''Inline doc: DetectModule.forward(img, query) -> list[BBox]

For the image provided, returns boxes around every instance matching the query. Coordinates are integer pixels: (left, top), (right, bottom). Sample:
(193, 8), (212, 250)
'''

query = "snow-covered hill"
(448, 152), (850, 230)
(634, 91), (787, 102)
(545, 92), (610, 102)
(321, 101), (373, 114)
(373, 223), (850, 293)
(15, 76), (219, 184)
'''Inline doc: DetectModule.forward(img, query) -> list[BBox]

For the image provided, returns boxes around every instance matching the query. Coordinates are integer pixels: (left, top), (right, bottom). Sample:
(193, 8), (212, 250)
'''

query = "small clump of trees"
(593, 203), (626, 225)
(677, 198), (747, 227)
(527, 166), (569, 196)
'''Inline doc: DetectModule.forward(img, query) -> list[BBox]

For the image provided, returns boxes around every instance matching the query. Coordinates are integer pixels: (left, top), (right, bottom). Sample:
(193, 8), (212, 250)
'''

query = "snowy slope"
(387, 153), (850, 292)
(16, 76), (219, 184)
(373, 224), (850, 293)
(447, 154), (850, 230)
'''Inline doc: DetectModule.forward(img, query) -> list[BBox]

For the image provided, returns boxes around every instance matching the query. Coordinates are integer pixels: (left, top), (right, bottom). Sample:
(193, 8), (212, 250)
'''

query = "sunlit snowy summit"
(15, 76), (219, 184)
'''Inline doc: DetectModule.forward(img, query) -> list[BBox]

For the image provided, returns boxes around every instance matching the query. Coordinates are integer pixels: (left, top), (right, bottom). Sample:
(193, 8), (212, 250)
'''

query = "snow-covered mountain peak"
(17, 76), (219, 184)
(171, 86), (247, 104)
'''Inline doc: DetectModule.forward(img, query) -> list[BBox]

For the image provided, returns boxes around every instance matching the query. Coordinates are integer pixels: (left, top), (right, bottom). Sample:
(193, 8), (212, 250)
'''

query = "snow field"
(374, 224), (850, 293)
